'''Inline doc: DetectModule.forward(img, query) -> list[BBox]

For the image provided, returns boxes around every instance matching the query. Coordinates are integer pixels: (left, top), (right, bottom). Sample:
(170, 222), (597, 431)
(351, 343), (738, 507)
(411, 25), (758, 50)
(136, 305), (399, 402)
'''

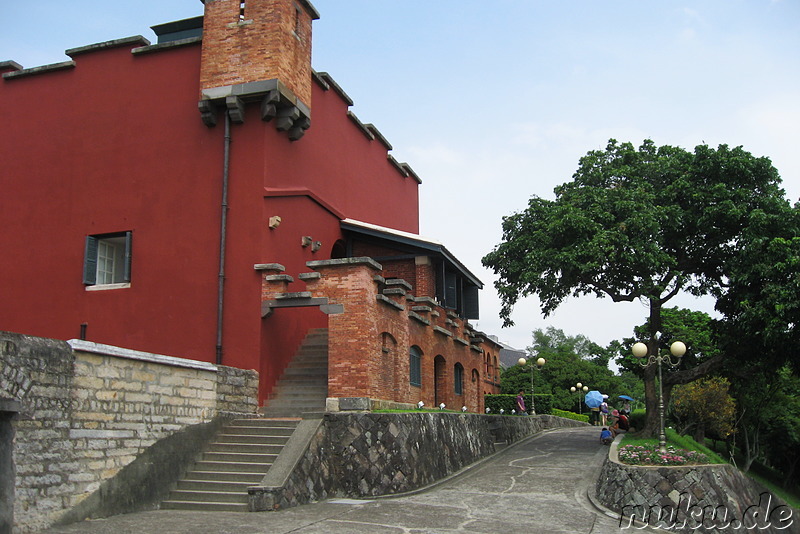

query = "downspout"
(216, 111), (232, 365)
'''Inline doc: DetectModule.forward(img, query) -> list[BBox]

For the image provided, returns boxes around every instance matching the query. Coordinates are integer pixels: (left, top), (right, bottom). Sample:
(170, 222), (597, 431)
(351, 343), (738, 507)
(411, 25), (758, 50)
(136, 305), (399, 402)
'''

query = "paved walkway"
(43, 426), (654, 533)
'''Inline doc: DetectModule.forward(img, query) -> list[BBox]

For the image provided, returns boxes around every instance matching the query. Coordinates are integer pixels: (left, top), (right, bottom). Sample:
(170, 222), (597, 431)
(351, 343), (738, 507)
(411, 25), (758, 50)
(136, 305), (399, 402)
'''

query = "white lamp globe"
(518, 357), (527, 366)
(670, 341), (687, 357)
(536, 357), (546, 367)
(632, 342), (648, 358)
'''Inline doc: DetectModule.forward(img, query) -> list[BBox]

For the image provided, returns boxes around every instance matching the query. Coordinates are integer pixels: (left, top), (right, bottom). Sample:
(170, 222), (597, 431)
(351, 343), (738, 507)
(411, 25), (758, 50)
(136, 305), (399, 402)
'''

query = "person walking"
(515, 389), (527, 415)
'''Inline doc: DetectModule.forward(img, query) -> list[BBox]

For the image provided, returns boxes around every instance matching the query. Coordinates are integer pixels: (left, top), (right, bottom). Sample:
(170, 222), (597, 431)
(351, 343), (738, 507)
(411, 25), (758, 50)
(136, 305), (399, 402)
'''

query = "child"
(600, 427), (613, 445)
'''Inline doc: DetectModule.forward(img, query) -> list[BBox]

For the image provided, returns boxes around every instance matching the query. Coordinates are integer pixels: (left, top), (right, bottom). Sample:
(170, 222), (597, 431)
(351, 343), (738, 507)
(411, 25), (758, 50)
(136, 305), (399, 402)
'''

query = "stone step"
(203, 451), (279, 464)
(166, 489), (249, 504)
(192, 460), (273, 473)
(260, 409), (324, 418)
(185, 470), (264, 483)
(209, 442), (287, 454)
(221, 425), (296, 436)
(261, 403), (325, 411)
(268, 390), (327, 400)
(176, 479), (255, 493)
(272, 386), (328, 395)
(229, 418), (300, 428)
(161, 500), (248, 512)
(282, 362), (327, 372)
(215, 433), (291, 445)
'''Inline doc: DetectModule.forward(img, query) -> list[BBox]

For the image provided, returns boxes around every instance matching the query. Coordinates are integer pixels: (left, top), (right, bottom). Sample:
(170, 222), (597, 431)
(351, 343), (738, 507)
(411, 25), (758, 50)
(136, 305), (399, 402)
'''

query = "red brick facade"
(261, 258), (502, 413)
(200, 0), (316, 106)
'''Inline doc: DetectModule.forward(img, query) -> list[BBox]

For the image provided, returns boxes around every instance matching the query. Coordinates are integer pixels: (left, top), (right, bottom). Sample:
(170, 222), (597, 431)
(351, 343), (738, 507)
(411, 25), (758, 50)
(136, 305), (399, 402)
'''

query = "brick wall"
(0, 331), (258, 534)
(261, 258), (502, 413)
(200, 0), (315, 106)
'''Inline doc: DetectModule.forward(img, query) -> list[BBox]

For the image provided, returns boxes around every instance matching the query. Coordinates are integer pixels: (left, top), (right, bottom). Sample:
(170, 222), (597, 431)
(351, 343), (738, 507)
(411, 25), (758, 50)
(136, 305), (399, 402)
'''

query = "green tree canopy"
(484, 139), (792, 436)
(501, 327), (627, 412)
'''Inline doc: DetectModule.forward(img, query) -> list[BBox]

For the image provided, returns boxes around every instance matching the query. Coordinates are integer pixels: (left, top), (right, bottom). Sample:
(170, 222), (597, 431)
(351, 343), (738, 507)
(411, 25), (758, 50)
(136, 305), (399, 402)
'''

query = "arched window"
(330, 240), (346, 259)
(409, 346), (422, 387)
(454, 363), (464, 395)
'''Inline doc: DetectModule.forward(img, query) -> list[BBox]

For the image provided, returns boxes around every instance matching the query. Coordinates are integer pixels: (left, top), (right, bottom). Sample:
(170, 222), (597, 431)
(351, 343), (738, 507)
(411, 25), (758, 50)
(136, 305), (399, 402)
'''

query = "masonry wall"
(249, 413), (587, 510)
(0, 331), (258, 534)
(595, 443), (798, 533)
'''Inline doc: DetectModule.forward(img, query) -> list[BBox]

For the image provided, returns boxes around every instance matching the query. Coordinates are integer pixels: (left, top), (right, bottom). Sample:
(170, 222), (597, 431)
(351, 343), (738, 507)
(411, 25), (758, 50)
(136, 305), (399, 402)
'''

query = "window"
(83, 232), (132, 287)
(454, 363), (464, 395)
(409, 346), (422, 387)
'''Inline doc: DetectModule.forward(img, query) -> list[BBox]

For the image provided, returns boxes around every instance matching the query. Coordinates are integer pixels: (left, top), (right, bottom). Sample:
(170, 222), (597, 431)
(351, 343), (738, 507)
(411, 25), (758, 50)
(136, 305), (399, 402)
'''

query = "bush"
(552, 408), (589, 423)
(484, 394), (553, 415)
(628, 409), (646, 431)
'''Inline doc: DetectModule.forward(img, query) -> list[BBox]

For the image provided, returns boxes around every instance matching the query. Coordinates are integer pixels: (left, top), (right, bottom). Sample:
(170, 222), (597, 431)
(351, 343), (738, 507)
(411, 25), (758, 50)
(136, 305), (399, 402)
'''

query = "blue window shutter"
(123, 231), (132, 282)
(83, 236), (98, 285)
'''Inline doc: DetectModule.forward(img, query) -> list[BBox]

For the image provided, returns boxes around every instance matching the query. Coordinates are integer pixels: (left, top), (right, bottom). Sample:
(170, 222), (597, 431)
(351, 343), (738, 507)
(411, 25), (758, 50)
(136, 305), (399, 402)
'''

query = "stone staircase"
(160, 329), (329, 511)
(161, 418), (299, 511)
(260, 328), (329, 418)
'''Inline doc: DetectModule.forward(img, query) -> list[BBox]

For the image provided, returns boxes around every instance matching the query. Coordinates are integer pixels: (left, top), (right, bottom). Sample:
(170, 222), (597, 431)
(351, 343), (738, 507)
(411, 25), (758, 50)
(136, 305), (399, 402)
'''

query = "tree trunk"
(693, 423), (706, 444)
(741, 422), (760, 473)
(638, 298), (663, 438)
(783, 455), (798, 489)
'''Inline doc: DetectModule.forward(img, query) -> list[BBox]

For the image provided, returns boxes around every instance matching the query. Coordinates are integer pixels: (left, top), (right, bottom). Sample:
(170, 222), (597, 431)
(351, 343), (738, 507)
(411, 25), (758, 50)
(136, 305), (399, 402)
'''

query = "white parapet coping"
(67, 339), (218, 372)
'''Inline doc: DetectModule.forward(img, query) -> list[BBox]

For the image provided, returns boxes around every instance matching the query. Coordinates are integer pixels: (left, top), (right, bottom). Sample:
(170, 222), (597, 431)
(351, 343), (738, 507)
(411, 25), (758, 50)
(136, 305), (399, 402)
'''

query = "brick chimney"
(200, 0), (319, 110)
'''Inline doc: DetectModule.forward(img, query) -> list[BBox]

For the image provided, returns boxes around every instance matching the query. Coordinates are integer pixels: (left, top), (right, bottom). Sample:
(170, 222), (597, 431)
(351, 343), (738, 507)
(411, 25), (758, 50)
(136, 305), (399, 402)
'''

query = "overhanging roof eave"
(341, 219), (483, 289)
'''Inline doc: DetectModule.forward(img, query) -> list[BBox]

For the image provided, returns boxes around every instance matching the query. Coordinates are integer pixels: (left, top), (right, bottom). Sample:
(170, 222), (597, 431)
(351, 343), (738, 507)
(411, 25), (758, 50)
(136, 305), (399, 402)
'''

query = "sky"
(2, 0), (799, 358)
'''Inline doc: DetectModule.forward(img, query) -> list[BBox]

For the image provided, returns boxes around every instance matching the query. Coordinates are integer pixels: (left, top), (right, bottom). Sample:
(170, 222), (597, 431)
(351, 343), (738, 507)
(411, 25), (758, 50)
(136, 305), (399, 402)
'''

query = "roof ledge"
(66, 36), (151, 58)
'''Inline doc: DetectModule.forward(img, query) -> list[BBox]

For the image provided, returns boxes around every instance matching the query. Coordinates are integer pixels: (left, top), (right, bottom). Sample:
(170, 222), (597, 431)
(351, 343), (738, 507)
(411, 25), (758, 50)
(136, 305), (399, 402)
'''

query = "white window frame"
(83, 231), (132, 289)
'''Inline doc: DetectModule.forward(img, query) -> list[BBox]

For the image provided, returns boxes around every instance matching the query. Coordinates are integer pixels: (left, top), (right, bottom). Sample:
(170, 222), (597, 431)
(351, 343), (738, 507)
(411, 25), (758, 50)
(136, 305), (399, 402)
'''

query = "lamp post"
(632, 336), (686, 454)
(517, 356), (545, 414)
(570, 383), (589, 414)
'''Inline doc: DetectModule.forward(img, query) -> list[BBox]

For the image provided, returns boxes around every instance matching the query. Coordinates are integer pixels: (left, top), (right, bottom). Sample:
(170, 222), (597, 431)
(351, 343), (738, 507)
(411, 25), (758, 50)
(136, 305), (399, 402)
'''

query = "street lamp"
(517, 356), (545, 414)
(569, 383), (589, 414)
(632, 336), (686, 454)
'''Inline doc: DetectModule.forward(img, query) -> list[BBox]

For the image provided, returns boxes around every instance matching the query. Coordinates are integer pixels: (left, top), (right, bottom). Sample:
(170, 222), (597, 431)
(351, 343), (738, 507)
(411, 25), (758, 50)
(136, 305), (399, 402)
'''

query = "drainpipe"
(216, 111), (232, 365)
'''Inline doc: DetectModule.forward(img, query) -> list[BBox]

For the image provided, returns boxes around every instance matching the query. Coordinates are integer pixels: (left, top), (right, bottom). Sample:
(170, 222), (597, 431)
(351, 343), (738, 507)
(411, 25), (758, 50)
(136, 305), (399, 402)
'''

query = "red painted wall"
(0, 35), (420, 396)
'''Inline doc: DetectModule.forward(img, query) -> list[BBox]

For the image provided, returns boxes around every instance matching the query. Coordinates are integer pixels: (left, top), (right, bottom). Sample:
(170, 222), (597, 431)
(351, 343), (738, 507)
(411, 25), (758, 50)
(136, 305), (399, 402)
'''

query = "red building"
(0, 0), (501, 411)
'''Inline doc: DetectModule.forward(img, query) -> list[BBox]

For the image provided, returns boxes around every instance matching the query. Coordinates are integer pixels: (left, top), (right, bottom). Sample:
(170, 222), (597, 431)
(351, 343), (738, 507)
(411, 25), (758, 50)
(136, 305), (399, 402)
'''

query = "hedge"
(552, 408), (589, 423)
(484, 394), (553, 415)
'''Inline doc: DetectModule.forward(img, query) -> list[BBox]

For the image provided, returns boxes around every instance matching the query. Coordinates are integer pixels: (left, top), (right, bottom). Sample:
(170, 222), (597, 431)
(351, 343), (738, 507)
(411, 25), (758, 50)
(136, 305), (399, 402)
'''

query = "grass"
(704, 438), (800, 509)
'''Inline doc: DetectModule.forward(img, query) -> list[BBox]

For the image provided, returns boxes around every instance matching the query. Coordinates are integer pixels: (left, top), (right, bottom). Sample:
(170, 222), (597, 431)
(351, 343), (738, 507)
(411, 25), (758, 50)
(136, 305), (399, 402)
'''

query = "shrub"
(552, 409), (589, 423)
(628, 408), (646, 431)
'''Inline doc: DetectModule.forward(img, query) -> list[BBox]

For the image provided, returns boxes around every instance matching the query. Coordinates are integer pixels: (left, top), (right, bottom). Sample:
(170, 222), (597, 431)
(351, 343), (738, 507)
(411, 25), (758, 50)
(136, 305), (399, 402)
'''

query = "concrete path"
(43, 426), (655, 533)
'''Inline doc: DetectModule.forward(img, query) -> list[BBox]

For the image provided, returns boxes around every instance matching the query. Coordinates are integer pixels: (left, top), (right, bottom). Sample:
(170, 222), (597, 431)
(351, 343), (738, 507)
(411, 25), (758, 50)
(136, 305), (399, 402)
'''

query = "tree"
(671, 377), (735, 444)
(500, 327), (626, 412)
(483, 139), (790, 436)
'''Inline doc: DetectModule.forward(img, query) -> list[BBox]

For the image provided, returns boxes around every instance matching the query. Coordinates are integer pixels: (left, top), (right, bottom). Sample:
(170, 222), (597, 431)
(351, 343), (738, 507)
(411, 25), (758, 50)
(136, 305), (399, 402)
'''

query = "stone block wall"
(250, 413), (585, 510)
(595, 444), (797, 533)
(0, 331), (258, 534)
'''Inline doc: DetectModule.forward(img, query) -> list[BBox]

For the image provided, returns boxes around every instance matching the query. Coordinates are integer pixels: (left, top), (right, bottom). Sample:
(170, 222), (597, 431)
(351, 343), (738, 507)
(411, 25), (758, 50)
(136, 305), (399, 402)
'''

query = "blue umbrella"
(619, 395), (635, 401)
(584, 390), (603, 408)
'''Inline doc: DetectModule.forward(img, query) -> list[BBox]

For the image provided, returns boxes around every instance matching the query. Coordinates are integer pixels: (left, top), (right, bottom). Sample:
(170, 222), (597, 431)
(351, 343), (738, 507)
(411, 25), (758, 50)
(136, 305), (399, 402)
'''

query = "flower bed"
(617, 444), (710, 466)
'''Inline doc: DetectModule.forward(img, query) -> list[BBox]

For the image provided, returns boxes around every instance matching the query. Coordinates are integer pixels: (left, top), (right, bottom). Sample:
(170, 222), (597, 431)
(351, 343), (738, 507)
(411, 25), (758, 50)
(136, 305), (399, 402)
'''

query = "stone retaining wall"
(0, 331), (258, 534)
(249, 413), (585, 510)
(595, 441), (798, 533)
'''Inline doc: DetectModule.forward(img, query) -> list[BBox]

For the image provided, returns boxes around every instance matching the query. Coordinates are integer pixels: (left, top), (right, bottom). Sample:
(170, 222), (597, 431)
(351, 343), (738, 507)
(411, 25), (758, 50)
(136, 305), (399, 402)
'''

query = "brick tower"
(198, 0), (319, 137)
